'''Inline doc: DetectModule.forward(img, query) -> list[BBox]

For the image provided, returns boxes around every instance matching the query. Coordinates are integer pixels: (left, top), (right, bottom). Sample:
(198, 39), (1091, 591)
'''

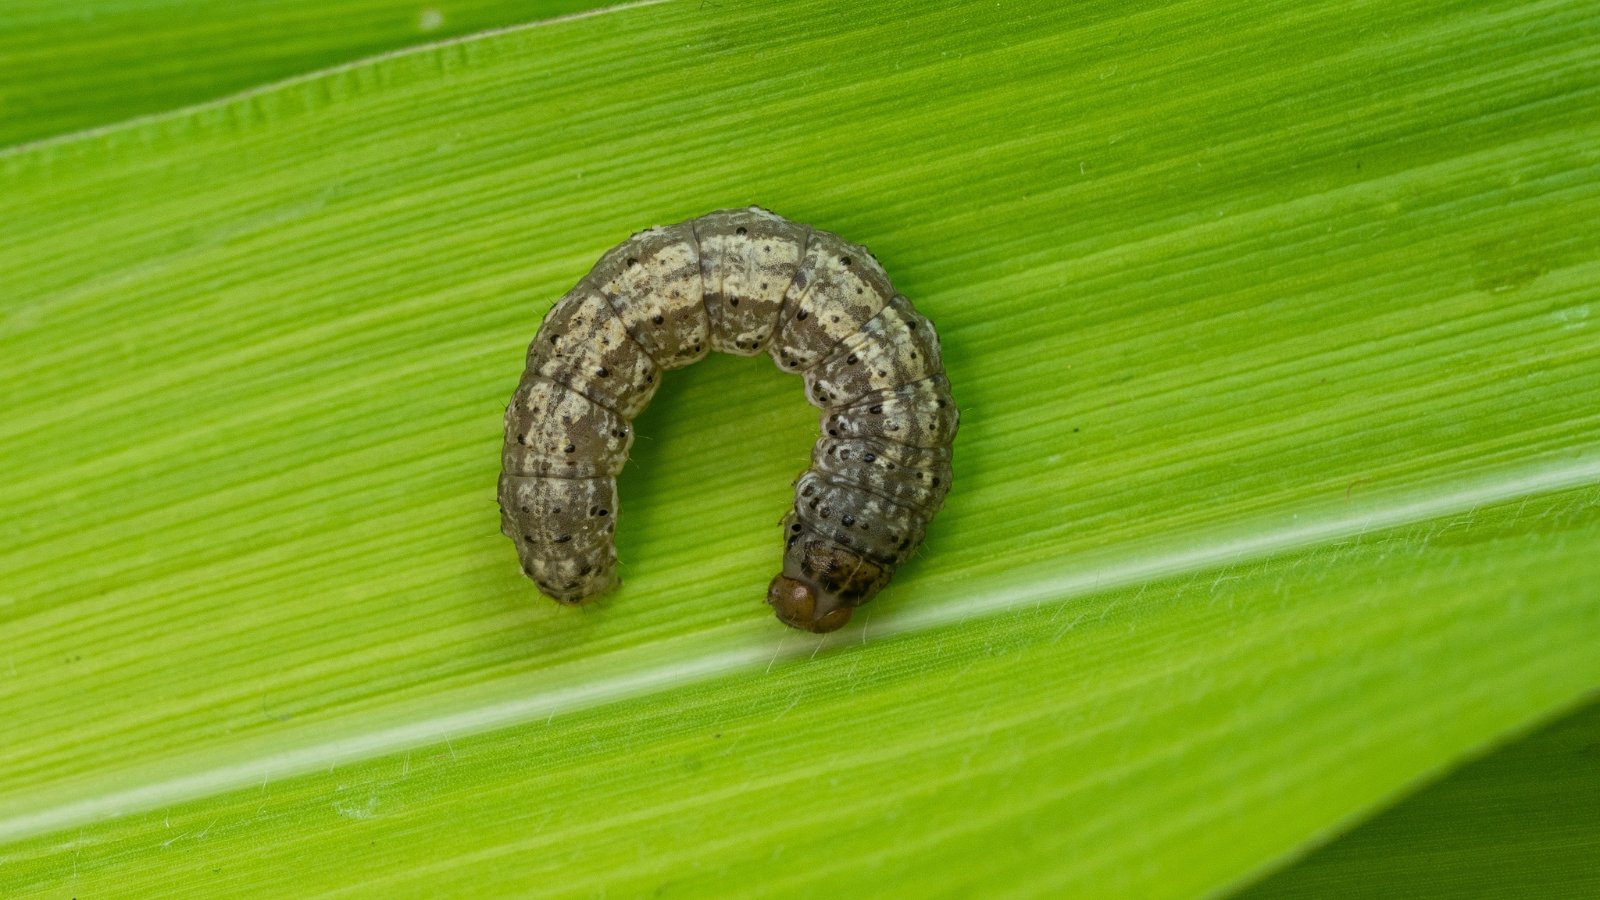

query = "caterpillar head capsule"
(766, 575), (853, 633)
(766, 530), (894, 632)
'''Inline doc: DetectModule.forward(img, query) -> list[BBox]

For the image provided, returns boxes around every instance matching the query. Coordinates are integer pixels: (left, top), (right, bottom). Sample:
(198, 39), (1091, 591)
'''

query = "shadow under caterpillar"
(500, 207), (957, 632)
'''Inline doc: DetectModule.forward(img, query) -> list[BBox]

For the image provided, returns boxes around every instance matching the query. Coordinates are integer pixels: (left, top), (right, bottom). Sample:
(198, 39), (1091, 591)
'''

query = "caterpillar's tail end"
(767, 575), (854, 633)
(522, 554), (619, 607)
(540, 571), (618, 607)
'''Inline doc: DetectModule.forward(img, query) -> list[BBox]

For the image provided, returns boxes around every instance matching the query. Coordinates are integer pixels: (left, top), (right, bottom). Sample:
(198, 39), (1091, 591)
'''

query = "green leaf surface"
(0, 0), (622, 149)
(5, 494), (1599, 896)
(3, 0), (1598, 895)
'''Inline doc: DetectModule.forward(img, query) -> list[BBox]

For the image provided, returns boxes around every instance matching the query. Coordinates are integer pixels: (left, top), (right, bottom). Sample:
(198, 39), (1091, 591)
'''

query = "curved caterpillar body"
(499, 207), (956, 633)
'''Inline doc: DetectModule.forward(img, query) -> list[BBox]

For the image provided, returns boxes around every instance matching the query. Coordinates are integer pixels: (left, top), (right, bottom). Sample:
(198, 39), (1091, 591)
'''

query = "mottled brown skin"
(500, 207), (956, 630)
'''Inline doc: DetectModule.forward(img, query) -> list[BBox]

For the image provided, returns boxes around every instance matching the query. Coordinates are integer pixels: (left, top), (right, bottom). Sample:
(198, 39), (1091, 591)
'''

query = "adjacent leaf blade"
(1238, 695), (1600, 898)
(0, 0), (628, 149)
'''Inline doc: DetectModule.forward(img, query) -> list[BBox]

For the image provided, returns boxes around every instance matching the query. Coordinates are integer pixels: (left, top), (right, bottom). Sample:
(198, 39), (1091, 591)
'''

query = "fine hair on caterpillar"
(499, 207), (957, 633)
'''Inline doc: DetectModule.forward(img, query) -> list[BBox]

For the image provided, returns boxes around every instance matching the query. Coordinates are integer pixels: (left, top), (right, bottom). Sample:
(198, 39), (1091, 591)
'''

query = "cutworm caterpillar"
(500, 208), (956, 632)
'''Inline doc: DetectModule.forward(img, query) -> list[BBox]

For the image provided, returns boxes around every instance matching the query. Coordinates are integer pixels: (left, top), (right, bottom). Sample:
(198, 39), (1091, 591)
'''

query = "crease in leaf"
(0, 0), (673, 152)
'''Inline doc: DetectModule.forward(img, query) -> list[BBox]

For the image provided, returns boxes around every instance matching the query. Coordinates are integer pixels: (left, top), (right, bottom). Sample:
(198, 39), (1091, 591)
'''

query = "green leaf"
(0, 0), (624, 148)
(1239, 695), (1600, 897)
(2, 0), (1598, 895)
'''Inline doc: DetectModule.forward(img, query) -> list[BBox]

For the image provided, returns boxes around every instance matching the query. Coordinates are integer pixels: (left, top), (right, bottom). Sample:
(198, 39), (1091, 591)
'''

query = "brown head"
(766, 575), (854, 633)
(766, 529), (895, 633)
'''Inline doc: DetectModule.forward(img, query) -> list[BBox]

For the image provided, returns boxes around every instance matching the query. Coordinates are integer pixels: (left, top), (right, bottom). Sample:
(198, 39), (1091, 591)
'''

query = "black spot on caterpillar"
(500, 207), (957, 633)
